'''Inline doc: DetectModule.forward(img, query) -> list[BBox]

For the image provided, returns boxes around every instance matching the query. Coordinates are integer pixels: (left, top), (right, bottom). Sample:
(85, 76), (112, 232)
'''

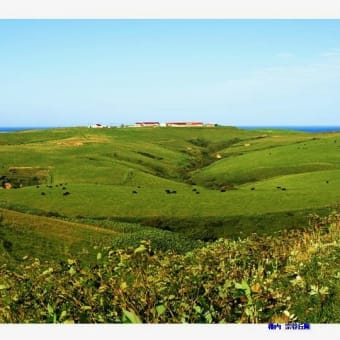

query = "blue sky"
(1, 19), (340, 127)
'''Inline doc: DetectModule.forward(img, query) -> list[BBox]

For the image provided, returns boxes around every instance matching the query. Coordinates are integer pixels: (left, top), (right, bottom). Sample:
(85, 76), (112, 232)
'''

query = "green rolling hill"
(0, 126), (339, 262)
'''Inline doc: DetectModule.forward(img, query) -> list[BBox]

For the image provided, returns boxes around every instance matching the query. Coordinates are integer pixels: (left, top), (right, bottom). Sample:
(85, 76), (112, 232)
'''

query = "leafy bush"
(0, 212), (339, 323)
(188, 138), (210, 148)
(110, 229), (200, 253)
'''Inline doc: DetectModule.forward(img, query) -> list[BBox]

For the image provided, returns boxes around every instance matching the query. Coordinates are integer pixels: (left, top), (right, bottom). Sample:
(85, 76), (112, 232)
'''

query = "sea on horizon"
(0, 126), (65, 133)
(0, 126), (340, 133)
(237, 126), (340, 133)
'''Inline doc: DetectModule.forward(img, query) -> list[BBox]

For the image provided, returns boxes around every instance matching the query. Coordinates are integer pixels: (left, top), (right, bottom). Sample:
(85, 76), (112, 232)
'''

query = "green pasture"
(1, 169), (339, 218)
(1, 169), (339, 242)
(0, 126), (339, 255)
(192, 134), (340, 186)
(1, 126), (339, 323)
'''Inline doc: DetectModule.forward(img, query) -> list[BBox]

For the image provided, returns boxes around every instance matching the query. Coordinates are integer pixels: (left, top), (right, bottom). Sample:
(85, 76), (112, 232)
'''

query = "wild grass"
(0, 212), (338, 323)
(0, 208), (199, 265)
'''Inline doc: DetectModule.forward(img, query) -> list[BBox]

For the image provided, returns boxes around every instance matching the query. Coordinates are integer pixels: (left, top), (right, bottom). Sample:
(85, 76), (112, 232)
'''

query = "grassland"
(0, 126), (339, 255)
(0, 125), (339, 323)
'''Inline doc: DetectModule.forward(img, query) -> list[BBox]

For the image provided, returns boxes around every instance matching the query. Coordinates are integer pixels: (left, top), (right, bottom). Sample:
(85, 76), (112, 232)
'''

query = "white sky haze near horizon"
(1, 19), (340, 127)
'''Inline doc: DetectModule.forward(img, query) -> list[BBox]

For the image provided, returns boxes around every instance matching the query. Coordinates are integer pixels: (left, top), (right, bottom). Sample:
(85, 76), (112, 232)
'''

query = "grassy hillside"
(0, 208), (118, 264)
(0, 208), (199, 266)
(192, 134), (340, 186)
(1, 212), (339, 323)
(0, 126), (339, 324)
(0, 126), (339, 258)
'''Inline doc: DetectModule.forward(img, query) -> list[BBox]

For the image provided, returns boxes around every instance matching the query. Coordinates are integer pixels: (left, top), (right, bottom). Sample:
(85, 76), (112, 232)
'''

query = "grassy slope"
(0, 207), (199, 265)
(192, 133), (340, 185)
(1, 169), (339, 218)
(0, 126), (339, 253)
(1, 127), (339, 323)
(0, 208), (119, 263)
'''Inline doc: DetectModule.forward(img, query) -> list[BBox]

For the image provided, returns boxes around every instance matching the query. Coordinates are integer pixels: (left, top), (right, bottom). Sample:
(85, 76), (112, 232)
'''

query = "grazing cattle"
(41, 192), (46, 195)
(63, 191), (71, 196)
(281, 188), (287, 191)
(132, 190), (138, 194)
(326, 180), (329, 184)
(220, 189), (226, 192)
(251, 187), (255, 191)
(165, 189), (177, 194)
(62, 187), (67, 190)
(137, 186), (141, 188)
(276, 186), (281, 189)
(192, 188), (197, 192)
(196, 191), (200, 194)
(36, 185), (40, 188)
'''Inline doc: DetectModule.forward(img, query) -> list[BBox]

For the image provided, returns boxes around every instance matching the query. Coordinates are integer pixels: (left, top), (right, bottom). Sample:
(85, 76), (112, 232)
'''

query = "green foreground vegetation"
(0, 213), (339, 323)
(0, 126), (339, 322)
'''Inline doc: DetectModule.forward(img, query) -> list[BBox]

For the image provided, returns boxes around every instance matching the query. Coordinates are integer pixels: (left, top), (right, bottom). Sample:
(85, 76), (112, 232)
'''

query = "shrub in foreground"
(0, 213), (339, 323)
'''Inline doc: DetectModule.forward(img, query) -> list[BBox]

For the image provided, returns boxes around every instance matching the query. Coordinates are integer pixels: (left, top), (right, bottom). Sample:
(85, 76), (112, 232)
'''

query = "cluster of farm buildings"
(90, 121), (217, 128)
